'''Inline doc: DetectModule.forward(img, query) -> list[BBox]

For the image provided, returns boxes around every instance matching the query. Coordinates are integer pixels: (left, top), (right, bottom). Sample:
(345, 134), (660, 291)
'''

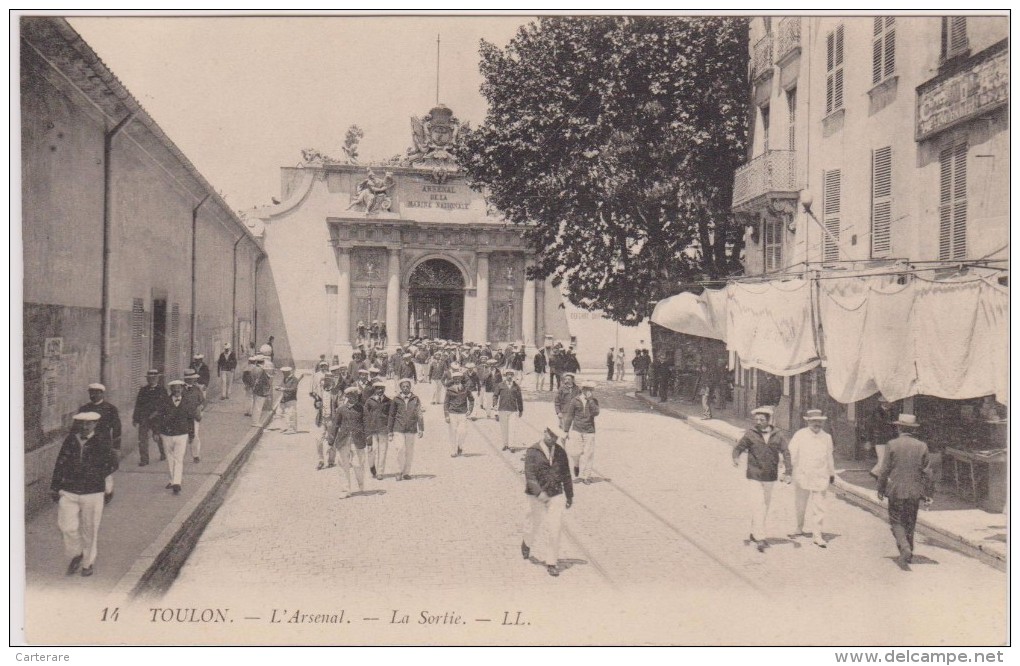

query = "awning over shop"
(650, 291), (726, 341)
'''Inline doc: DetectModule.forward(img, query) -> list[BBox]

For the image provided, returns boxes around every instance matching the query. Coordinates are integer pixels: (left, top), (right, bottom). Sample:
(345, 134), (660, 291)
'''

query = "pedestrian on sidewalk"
(494, 370), (524, 452)
(865, 397), (898, 479)
(50, 412), (116, 577)
(653, 354), (673, 402)
(632, 349), (648, 392)
(788, 409), (835, 548)
(444, 371), (474, 458)
(533, 348), (547, 391)
(400, 352), (418, 385)
(275, 367), (300, 434)
(522, 426), (574, 577)
(331, 386), (368, 499)
(877, 414), (934, 570)
(364, 380), (391, 478)
(606, 348), (615, 381)
(155, 379), (198, 495)
(192, 353), (210, 398)
(562, 381), (600, 483)
(548, 345), (562, 392)
(615, 348), (626, 382)
(732, 405), (792, 552)
(132, 369), (166, 467)
(250, 356), (272, 426)
(553, 373), (580, 431)
(217, 343), (237, 400)
(698, 363), (714, 419)
(241, 355), (257, 413)
(388, 378), (424, 481)
(77, 383), (121, 505)
(463, 362), (481, 418)
(183, 369), (206, 462)
(430, 351), (448, 405)
(313, 364), (335, 470)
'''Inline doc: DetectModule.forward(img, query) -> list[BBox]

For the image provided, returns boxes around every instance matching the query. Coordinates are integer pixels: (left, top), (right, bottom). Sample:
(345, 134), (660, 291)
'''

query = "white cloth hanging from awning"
(726, 279), (820, 377)
(819, 275), (1009, 406)
(651, 291), (726, 341)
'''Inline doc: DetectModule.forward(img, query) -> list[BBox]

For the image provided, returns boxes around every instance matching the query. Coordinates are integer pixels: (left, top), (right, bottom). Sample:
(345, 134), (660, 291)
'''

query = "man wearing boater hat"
(562, 381), (600, 484)
(444, 371), (474, 457)
(132, 369), (166, 466)
(877, 413), (934, 569)
(732, 405), (791, 552)
(788, 409), (836, 548)
(50, 412), (117, 577)
(388, 377), (424, 481)
(154, 379), (198, 495)
(77, 383), (121, 504)
(522, 426), (574, 577)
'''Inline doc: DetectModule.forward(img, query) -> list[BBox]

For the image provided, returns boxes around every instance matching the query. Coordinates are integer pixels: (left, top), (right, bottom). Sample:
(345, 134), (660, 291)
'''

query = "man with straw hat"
(877, 413), (935, 569)
(562, 380), (600, 484)
(155, 379), (198, 495)
(50, 412), (116, 577)
(788, 409), (836, 548)
(732, 405), (792, 553)
(522, 426), (574, 577)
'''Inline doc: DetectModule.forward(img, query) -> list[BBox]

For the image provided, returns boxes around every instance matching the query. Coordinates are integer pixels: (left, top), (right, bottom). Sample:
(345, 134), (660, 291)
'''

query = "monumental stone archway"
(407, 258), (465, 341)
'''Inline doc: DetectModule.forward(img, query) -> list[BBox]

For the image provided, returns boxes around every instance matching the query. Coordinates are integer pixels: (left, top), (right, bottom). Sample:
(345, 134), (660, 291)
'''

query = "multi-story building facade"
(731, 15), (1007, 487)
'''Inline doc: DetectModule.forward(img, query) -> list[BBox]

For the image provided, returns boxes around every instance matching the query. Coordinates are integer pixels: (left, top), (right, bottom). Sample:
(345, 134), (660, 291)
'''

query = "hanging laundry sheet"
(726, 279), (820, 376)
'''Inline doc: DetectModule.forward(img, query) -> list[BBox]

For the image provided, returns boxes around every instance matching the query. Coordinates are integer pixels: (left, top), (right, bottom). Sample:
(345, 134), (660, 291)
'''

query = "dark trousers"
(657, 376), (670, 401)
(138, 423), (165, 464)
(607, 363), (614, 381)
(549, 371), (560, 391)
(888, 498), (920, 559)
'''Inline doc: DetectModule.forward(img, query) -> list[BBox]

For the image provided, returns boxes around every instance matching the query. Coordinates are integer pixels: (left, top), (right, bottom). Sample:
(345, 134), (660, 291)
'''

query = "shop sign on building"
(916, 41), (1008, 141)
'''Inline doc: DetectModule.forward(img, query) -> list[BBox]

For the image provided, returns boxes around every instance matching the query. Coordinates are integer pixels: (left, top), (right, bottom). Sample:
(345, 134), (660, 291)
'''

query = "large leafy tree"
(462, 16), (749, 324)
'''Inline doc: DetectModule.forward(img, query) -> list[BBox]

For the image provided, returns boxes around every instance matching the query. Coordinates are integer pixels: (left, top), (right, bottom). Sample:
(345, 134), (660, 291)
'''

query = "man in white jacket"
(788, 409), (836, 548)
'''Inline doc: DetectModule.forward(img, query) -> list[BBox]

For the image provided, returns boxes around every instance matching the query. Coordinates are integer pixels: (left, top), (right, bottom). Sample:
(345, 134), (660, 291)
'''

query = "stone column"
(386, 248), (401, 350)
(336, 247), (351, 347)
(476, 252), (490, 344)
(522, 258), (536, 349)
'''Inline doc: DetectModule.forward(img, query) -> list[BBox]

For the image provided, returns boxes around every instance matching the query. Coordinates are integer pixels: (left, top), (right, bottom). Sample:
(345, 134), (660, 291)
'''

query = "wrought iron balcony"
(731, 150), (798, 211)
(776, 17), (801, 66)
(752, 34), (774, 81)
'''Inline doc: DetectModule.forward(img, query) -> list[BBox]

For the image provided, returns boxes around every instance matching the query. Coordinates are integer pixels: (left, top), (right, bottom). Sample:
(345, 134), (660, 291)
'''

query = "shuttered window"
(872, 17), (896, 84)
(826, 25), (845, 114)
(169, 303), (181, 379)
(764, 216), (783, 272)
(131, 298), (145, 382)
(787, 88), (797, 150)
(871, 147), (893, 257)
(939, 142), (967, 260)
(942, 17), (969, 60)
(823, 169), (841, 262)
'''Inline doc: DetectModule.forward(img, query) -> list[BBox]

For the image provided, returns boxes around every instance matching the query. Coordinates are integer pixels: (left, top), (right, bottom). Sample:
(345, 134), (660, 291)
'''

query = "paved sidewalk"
(25, 388), (270, 599)
(634, 391), (1007, 567)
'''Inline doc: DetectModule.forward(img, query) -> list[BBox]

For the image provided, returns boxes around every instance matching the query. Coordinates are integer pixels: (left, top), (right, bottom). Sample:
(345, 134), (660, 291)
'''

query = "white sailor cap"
(168, 379), (186, 387)
(281, 366), (293, 372)
(88, 383), (106, 391)
(73, 412), (101, 422)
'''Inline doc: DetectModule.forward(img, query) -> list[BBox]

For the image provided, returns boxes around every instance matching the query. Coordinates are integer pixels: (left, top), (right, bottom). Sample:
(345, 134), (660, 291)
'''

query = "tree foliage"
(462, 16), (749, 324)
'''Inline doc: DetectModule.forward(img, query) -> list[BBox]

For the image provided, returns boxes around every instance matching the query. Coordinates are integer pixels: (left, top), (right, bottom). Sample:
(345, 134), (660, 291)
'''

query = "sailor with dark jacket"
(132, 370), (166, 466)
(388, 378), (424, 481)
(155, 379), (199, 495)
(443, 371), (474, 458)
(732, 405), (792, 552)
(364, 380), (391, 480)
(50, 412), (117, 577)
(331, 386), (367, 499)
(522, 427), (574, 577)
(78, 382), (121, 504)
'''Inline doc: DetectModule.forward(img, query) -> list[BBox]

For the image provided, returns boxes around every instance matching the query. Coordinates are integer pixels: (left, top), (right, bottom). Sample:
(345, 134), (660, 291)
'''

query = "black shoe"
(193, 456), (200, 463)
(66, 554), (83, 576)
(402, 474), (412, 481)
(573, 466), (580, 478)
(139, 461), (148, 467)
(159, 454), (167, 461)
(165, 483), (173, 489)
(317, 461), (325, 470)
(172, 484), (181, 495)
(104, 492), (113, 505)
(546, 565), (559, 577)
(521, 541), (530, 560)
(80, 565), (94, 577)
(327, 462), (336, 468)
(502, 445), (509, 451)
(370, 465), (377, 477)
(457, 447), (463, 456)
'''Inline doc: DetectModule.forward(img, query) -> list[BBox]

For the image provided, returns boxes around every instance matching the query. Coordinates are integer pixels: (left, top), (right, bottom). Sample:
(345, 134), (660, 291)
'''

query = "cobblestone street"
(155, 377), (1006, 645)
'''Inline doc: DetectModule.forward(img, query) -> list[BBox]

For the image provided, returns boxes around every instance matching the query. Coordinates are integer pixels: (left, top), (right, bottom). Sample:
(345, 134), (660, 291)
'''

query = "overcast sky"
(68, 15), (530, 211)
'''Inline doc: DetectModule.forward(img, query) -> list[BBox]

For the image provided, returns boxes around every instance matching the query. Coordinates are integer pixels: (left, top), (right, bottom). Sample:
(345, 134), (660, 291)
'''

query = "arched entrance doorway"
(407, 258), (465, 341)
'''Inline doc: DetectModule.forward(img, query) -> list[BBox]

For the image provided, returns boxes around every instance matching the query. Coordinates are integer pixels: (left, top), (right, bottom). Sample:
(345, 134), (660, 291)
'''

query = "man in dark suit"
(522, 427), (574, 577)
(877, 413), (934, 569)
(78, 383), (121, 504)
(132, 369), (166, 466)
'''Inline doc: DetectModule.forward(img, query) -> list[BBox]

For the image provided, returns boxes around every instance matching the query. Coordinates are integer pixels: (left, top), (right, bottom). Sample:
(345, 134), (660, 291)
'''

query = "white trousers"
(251, 395), (267, 426)
(432, 378), (445, 404)
(57, 491), (104, 567)
(749, 480), (776, 539)
(334, 439), (366, 495)
(396, 432), (416, 476)
(525, 493), (566, 567)
(567, 432), (597, 480)
(795, 485), (828, 537)
(190, 420), (202, 458)
(370, 433), (387, 474)
(220, 370), (233, 398)
(447, 413), (467, 454)
(499, 411), (517, 447)
(164, 434), (189, 485)
(280, 400), (298, 432)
